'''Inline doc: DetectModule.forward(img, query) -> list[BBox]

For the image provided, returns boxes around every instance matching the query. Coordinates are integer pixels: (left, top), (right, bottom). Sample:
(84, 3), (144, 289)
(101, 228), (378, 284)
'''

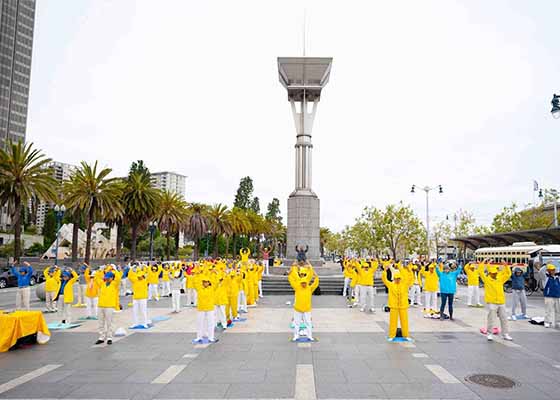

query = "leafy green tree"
(234, 176), (254, 210)
(207, 204), (231, 258)
(64, 161), (123, 263)
(266, 198), (282, 223)
(227, 207), (250, 257)
(250, 196), (260, 214)
(129, 160), (150, 179)
(42, 209), (57, 249)
(185, 203), (208, 260)
(375, 203), (424, 259)
(491, 203), (552, 233)
(0, 142), (57, 262)
(157, 190), (187, 260)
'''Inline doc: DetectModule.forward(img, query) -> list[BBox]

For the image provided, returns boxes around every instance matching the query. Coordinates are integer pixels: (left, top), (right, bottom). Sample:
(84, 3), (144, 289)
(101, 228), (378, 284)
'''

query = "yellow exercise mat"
(0, 310), (51, 352)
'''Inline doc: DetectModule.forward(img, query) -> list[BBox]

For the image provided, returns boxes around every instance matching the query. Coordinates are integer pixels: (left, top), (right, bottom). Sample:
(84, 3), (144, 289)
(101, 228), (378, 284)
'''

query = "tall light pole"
(411, 184), (443, 259)
(148, 221), (156, 261)
(538, 188), (558, 227)
(53, 204), (66, 265)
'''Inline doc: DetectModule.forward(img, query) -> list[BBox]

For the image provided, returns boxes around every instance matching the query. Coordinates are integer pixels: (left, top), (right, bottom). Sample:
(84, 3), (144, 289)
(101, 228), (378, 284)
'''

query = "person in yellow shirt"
(408, 262), (423, 307)
(128, 266), (150, 328)
(342, 260), (353, 297)
(43, 266), (61, 313)
(464, 262), (483, 307)
(420, 262), (439, 312)
(478, 261), (512, 341)
(161, 264), (172, 297)
(381, 264), (412, 342)
(214, 273), (228, 329)
(94, 269), (122, 345)
(226, 269), (241, 325)
(147, 263), (162, 301)
(193, 275), (218, 344)
(58, 269), (79, 324)
(185, 264), (198, 307)
(246, 264), (258, 306)
(356, 259), (378, 313)
(84, 266), (99, 320)
(289, 265), (319, 341)
(238, 266), (248, 313)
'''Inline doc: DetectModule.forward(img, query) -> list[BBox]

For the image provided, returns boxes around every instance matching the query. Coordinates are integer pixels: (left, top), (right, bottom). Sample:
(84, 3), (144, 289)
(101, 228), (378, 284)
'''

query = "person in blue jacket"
(11, 262), (33, 310)
(539, 264), (560, 328)
(436, 262), (463, 321)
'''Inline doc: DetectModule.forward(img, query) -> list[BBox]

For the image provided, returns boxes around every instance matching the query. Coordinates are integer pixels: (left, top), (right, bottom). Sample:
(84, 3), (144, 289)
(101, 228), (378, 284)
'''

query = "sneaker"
(487, 334), (494, 341)
(192, 338), (203, 344)
(544, 322), (552, 328)
(387, 337), (395, 342)
(95, 339), (104, 345)
(511, 315), (517, 321)
(503, 334), (513, 341)
(360, 308), (365, 312)
(403, 337), (413, 342)
(370, 308), (376, 313)
(291, 337), (298, 342)
(107, 339), (113, 345)
(208, 338), (219, 343)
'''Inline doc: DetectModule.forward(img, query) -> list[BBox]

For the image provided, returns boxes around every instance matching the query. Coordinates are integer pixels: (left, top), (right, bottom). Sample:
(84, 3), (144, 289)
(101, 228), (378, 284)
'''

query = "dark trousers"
(440, 293), (454, 318)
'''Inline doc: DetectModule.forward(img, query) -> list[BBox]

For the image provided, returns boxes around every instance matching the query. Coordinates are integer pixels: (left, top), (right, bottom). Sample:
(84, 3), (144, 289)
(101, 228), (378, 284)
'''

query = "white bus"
(474, 242), (560, 270)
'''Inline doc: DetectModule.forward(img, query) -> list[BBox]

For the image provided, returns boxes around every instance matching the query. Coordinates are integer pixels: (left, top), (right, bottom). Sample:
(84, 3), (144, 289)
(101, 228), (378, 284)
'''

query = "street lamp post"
(551, 94), (560, 119)
(148, 221), (156, 261)
(538, 188), (558, 227)
(53, 204), (66, 265)
(411, 184), (443, 259)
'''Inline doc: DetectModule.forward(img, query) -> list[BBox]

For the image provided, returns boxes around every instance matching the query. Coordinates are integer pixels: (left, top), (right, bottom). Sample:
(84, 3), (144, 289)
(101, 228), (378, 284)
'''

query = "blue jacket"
(11, 266), (33, 287)
(543, 276), (560, 298)
(436, 265), (463, 294)
(511, 268), (527, 290)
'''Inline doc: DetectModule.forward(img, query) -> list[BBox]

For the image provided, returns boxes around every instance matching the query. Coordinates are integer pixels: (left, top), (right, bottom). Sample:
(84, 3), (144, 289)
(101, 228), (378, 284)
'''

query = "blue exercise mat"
(192, 337), (219, 345)
(151, 315), (171, 323)
(47, 322), (81, 330)
(233, 317), (247, 322)
(387, 337), (414, 343)
(129, 324), (152, 330)
(292, 337), (317, 343)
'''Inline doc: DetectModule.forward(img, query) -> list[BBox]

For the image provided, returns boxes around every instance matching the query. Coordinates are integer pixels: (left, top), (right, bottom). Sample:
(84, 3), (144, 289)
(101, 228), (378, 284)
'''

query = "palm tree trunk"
(130, 224), (138, 261)
(213, 233), (219, 258)
(174, 231), (180, 258)
(71, 211), (80, 263)
(232, 234), (237, 257)
(13, 198), (22, 263)
(115, 222), (123, 261)
(194, 238), (200, 260)
(84, 207), (94, 264)
(166, 231), (171, 261)
(225, 236), (230, 258)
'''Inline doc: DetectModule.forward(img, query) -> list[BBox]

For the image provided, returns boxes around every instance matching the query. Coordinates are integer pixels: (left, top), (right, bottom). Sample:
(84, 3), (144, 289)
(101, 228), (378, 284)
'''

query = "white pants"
(263, 260), (269, 275)
(409, 284), (422, 305)
(76, 284), (86, 304)
(293, 311), (313, 339)
(162, 281), (171, 295)
(58, 298), (71, 322)
(16, 286), (30, 310)
(186, 288), (197, 306)
(238, 290), (247, 312)
(343, 278), (351, 297)
(215, 305), (226, 326)
(196, 310), (215, 340)
(353, 285), (361, 303)
(120, 278), (128, 295)
(45, 290), (56, 311)
(258, 280), (263, 297)
(511, 289), (527, 316)
(425, 291), (438, 310)
(487, 304), (509, 335)
(85, 296), (98, 318)
(544, 297), (560, 326)
(359, 285), (375, 310)
(172, 289), (181, 311)
(98, 308), (114, 341)
(467, 285), (481, 305)
(132, 299), (149, 326)
(148, 284), (159, 300)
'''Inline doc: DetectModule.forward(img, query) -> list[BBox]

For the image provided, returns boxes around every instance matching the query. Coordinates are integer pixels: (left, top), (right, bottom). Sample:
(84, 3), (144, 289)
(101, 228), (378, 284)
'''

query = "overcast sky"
(27, 0), (560, 232)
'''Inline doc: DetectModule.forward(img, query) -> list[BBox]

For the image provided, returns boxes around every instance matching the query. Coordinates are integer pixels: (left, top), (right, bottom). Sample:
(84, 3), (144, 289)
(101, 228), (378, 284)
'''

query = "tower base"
(286, 193), (322, 267)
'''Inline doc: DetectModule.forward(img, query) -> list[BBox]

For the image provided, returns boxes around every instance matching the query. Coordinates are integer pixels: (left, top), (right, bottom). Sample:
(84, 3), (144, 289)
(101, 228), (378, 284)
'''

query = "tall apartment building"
(151, 171), (186, 198)
(0, 0), (36, 149)
(34, 161), (76, 231)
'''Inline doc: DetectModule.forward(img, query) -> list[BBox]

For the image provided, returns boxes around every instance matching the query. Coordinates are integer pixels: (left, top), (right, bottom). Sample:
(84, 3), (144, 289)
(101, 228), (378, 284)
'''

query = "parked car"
(0, 267), (42, 289)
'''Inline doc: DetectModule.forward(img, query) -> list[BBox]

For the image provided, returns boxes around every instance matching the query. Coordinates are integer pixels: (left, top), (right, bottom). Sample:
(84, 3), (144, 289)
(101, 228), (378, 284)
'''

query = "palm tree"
(320, 227), (332, 258)
(123, 171), (160, 261)
(0, 142), (57, 262)
(207, 203), (231, 258)
(103, 186), (126, 261)
(63, 161), (123, 263)
(227, 207), (250, 257)
(157, 190), (187, 260)
(185, 203), (208, 260)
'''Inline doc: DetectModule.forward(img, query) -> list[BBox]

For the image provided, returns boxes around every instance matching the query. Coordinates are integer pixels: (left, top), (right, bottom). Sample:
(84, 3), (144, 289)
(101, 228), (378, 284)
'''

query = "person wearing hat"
(84, 266), (99, 319)
(58, 268), (79, 324)
(214, 271), (228, 328)
(193, 274), (218, 343)
(381, 263), (412, 341)
(147, 263), (162, 301)
(289, 265), (319, 341)
(161, 264), (172, 297)
(94, 268), (122, 345)
(185, 263), (198, 307)
(539, 264), (560, 328)
(478, 260), (512, 341)
(420, 262), (439, 313)
(408, 262), (423, 307)
(10, 262), (34, 311)
(464, 262), (483, 307)
(226, 269), (241, 325)
(170, 268), (184, 313)
(436, 262), (463, 321)
(510, 266), (528, 319)
(43, 266), (61, 313)
(356, 259), (379, 313)
(128, 266), (150, 328)
(73, 264), (89, 308)
(342, 260), (353, 297)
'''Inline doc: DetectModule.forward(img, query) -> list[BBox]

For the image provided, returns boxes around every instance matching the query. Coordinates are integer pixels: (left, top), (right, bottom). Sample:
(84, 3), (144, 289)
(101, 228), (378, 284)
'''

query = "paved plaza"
(0, 287), (559, 400)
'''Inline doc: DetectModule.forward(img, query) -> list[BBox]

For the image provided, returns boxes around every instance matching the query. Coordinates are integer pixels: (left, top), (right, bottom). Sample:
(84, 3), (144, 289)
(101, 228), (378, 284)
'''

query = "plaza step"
(262, 275), (386, 295)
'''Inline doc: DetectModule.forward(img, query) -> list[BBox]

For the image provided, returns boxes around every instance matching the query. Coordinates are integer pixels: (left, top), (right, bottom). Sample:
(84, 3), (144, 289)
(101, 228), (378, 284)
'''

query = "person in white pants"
(478, 262), (512, 341)
(196, 310), (216, 342)
(408, 264), (422, 306)
(540, 264), (560, 328)
(465, 263), (483, 307)
(148, 283), (159, 301)
(238, 276), (248, 313)
(11, 264), (33, 311)
(420, 263), (439, 312)
(194, 276), (217, 343)
(128, 267), (150, 328)
(170, 270), (183, 313)
(75, 265), (88, 306)
(95, 270), (121, 345)
(186, 286), (197, 307)
(16, 286), (31, 311)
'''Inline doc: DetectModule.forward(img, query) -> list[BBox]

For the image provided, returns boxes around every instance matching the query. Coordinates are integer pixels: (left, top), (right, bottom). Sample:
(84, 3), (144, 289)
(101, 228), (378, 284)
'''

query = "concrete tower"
(277, 57), (332, 266)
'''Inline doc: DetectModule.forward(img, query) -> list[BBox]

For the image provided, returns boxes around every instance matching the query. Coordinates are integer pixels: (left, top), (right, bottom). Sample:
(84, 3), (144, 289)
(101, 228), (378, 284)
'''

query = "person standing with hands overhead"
(288, 262), (319, 341)
(478, 260), (512, 341)
(381, 262), (412, 342)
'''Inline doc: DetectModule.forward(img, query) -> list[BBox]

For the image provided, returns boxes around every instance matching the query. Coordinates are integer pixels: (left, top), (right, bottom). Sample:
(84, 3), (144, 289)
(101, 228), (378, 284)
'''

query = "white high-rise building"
(151, 171), (186, 198)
